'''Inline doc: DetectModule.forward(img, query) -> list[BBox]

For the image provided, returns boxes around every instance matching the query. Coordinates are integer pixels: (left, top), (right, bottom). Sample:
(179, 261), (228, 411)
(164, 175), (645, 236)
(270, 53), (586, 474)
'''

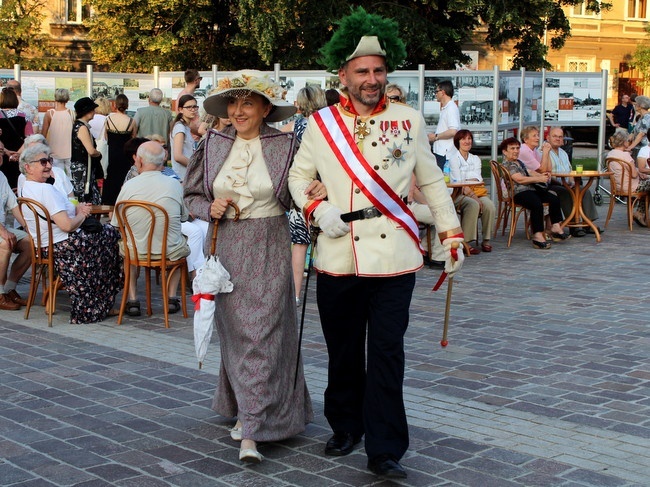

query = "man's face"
(435, 86), (445, 102)
(622, 95), (630, 104)
(339, 55), (387, 110)
(548, 129), (564, 149)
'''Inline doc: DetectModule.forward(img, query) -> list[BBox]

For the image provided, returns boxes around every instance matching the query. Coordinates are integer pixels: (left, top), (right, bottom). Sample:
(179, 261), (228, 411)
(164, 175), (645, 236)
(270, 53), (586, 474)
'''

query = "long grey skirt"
(211, 214), (313, 442)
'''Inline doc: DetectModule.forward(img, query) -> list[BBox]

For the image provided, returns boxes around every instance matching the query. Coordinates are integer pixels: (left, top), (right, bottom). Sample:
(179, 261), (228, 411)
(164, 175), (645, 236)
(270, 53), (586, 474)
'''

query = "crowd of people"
(2, 7), (649, 480)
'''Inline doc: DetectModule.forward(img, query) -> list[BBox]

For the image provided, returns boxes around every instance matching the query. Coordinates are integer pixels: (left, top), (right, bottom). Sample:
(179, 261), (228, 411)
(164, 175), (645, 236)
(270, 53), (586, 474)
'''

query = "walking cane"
(294, 227), (318, 389)
(432, 241), (460, 348)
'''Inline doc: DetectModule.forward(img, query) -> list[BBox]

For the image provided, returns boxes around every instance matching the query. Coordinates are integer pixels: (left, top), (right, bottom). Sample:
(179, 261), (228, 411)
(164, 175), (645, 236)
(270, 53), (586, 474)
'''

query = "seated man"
(543, 127), (601, 237)
(0, 165), (31, 310)
(110, 141), (190, 316)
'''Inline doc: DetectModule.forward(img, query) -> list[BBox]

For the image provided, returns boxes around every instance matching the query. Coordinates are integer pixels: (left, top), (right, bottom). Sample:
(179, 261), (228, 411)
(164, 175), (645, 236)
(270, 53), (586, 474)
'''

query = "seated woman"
(448, 130), (496, 252)
(608, 130), (650, 225)
(499, 137), (566, 249)
(19, 143), (123, 323)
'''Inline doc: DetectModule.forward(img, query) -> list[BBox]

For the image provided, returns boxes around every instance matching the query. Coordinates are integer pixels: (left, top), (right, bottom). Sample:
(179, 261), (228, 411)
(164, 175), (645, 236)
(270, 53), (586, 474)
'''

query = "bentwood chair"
(16, 197), (63, 327)
(605, 158), (649, 231)
(490, 160), (511, 237)
(114, 200), (188, 328)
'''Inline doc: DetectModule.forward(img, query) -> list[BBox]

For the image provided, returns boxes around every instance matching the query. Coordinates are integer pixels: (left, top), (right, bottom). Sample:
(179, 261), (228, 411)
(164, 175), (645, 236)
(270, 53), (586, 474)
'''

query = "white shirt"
(21, 180), (76, 247)
(433, 100), (460, 157)
(17, 167), (74, 200)
(170, 122), (194, 181)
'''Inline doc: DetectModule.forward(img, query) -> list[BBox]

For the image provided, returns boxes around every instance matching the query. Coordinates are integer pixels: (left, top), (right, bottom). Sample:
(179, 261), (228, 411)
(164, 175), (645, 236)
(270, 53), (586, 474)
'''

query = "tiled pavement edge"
(1, 191), (649, 486)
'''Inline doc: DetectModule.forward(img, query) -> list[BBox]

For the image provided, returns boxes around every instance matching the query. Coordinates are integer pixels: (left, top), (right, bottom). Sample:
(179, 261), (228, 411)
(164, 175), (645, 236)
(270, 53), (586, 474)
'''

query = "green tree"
(0, 0), (62, 69)
(86, 0), (260, 71)
(632, 24), (650, 87)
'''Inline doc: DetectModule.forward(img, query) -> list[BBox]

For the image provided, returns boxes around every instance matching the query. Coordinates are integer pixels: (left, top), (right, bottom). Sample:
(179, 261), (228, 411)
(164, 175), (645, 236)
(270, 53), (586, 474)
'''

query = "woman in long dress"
(69, 97), (103, 204)
(102, 94), (137, 205)
(19, 143), (122, 323)
(184, 70), (324, 464)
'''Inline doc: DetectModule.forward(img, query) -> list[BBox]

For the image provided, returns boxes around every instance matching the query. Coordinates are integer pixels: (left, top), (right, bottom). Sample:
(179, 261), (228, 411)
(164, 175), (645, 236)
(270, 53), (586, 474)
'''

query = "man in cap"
(289, 7), (464, 479)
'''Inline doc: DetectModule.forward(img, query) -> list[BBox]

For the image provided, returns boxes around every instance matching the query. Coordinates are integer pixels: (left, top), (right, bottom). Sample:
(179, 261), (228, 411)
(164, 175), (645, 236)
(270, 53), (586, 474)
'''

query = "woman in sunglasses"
(19, 143), (123, 324)
(170, 94), (199, 181)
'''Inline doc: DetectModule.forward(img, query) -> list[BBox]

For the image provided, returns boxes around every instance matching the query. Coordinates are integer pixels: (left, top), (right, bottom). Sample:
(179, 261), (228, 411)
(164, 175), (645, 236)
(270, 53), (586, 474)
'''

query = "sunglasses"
(182, 105), (199, 110)
(387, 96), (401, 102)
(29, 157), (53, 167)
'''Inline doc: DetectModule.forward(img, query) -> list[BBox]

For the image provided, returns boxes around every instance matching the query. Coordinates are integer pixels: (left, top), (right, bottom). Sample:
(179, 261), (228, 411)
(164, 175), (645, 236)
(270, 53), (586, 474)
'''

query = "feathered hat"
(319, 7), (406, 74)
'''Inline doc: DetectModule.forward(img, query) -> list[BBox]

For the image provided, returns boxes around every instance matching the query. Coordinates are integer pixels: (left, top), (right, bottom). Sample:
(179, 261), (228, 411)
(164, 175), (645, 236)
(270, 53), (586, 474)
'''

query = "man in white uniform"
(289, 8), (464, 480)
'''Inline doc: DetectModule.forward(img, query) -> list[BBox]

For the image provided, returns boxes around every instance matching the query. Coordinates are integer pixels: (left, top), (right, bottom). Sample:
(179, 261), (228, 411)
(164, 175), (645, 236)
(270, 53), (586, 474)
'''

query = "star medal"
(386, 142), (407, 166)
(354, 118), (371, 140)
(390, 120), (400, 137)
(379, 121), (390, 144)
(402, 120), (412, 145)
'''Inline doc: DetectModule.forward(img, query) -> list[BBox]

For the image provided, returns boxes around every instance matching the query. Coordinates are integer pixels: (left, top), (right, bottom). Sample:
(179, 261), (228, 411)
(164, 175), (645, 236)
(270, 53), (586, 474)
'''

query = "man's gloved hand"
(317, 206), (350, 238)
(442, 237), (464, 278)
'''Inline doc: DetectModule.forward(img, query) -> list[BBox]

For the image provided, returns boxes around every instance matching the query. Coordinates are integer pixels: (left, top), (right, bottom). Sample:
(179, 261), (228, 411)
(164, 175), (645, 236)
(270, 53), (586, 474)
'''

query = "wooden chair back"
(605, 157), (648, 230)
(113, 200), (188, 327)
(16, 197), (61, 327)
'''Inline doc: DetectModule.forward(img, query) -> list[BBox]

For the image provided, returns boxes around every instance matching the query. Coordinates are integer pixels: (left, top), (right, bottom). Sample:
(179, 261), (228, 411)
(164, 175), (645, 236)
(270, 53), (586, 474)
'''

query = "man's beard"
(350, 84), (384, 107)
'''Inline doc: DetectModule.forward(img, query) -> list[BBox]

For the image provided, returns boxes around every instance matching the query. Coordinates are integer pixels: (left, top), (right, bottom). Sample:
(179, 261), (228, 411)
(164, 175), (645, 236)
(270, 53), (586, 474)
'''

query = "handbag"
(0, 109), (26, 143)
(80, 217), (103, 234)
(471, 184), (489, 198)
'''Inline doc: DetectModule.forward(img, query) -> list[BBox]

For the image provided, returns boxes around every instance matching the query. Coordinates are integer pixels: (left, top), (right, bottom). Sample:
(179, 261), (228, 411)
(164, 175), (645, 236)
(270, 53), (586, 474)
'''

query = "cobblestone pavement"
(1, 191), (649, 486)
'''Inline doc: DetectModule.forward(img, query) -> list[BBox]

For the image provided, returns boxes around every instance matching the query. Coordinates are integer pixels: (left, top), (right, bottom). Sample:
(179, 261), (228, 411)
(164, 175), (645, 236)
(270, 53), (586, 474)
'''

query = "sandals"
(168, 297), (181, 314)
(126, 300), (141, 317)
(532, 239), (551, 250)
(551, 231), (570, 242)
(481, 241), (492, 252)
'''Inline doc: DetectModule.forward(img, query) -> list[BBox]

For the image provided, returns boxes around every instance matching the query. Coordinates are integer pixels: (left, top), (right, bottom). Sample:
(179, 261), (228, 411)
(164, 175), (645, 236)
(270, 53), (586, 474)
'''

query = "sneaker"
(0, 293), (21, 311)
(5, 289), (28, 306)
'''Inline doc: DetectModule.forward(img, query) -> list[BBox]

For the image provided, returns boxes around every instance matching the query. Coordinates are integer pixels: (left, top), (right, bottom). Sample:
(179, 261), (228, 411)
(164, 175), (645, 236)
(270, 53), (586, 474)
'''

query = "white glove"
(317, 206), (350, 238)
(442, 237), (465, 278)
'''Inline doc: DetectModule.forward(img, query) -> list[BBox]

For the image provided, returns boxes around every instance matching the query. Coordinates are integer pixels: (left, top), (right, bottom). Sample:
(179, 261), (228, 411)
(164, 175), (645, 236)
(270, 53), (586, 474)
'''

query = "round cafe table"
(550, 170), (612, 242)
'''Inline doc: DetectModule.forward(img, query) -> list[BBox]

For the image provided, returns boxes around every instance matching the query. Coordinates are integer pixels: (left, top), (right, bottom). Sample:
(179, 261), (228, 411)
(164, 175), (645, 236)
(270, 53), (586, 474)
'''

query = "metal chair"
(114, 200), (188, 328)
(16, 197), (62, 327)
(605, 158), (649, 231)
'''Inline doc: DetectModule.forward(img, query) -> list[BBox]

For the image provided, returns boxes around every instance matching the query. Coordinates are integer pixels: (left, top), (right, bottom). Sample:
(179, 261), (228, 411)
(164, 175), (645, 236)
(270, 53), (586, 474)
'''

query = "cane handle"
(210, 201), (240, 255)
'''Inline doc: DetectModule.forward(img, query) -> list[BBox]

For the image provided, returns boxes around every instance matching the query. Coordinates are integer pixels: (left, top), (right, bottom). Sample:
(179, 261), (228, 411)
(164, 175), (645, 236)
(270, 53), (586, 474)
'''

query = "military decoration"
(390, 120), (400, 137)
(354, 118), (371, 140)
(386, 142), (407, 166)
(402, 120), (412, 145)
(379, 121), (390, 144)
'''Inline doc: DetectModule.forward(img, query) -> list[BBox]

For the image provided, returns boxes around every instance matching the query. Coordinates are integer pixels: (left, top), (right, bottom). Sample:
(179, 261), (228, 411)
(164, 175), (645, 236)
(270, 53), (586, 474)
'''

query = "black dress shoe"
(586, 226), (604, 234)
(368, 454), (407, 479)
(428, 259), (445, 268)
(324, 432), (361, 456)
(570, 228), (586, 237)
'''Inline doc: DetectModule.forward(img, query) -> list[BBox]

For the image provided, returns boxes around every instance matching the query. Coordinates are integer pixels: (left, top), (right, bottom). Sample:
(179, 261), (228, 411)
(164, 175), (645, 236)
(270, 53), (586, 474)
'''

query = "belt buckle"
(362, 207), (381, 219)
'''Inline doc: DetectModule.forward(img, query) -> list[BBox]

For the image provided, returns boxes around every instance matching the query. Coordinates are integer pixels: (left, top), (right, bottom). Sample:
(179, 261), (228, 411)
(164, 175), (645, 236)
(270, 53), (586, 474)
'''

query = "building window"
(567, 58), (593, 72)
(628, 0), (649, 19)
(571, 1), (598, 17)
(66, 0), (89, 23)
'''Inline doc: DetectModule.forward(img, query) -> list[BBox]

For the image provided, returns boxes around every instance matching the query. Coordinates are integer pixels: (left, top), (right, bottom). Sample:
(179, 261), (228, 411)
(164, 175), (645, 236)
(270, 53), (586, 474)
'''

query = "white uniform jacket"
(289, 98), (461, 277)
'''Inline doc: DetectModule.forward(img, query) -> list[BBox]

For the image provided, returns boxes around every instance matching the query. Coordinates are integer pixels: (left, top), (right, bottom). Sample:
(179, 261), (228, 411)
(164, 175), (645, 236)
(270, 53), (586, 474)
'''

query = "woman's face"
(179, 99), (199, 120)
(502, 144), (520, 162)
(23, 153), (53, 182)
(524, 130), (540, 148)
(458, 134), (473, 152)
(227, 94), (271, 140)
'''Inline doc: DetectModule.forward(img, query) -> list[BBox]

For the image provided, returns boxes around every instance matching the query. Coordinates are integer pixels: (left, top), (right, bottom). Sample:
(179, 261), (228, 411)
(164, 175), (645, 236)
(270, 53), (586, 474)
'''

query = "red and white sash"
(313, 106), (423, 251)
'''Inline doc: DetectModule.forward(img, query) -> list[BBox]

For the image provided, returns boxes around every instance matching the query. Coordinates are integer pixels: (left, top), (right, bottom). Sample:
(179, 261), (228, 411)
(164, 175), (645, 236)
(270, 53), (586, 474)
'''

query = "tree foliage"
(632, 24), (650, 87)
(0, 0), (62, 69)
(8, 0), (612, 72)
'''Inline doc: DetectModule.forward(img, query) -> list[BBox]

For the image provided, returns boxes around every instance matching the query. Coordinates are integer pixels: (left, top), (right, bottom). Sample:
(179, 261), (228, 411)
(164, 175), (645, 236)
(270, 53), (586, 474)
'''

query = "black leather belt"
(340, 197), (408, 223)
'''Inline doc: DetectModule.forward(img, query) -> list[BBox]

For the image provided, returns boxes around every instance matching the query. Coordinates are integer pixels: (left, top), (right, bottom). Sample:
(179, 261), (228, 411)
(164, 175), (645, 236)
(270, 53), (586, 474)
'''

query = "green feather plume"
(319, 7), (406, 73)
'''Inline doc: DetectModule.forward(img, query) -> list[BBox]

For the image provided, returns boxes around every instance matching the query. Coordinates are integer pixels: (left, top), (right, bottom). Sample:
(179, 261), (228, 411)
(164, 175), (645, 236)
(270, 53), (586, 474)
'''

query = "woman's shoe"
(239, 447), (263, 464)
(230, 426), (242, 441)
(633, 212), (647, 227)
(126, 300), (141, 317)
(551, 231), (570, 242)
(532, 239), (551, 250)
(168, 297), (181, 314)
(481, 242), (492, 252)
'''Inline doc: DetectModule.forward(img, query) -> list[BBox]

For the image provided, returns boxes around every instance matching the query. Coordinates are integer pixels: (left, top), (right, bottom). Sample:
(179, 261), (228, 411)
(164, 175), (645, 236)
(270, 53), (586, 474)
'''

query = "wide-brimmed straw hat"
(203, 70), (296, 123)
